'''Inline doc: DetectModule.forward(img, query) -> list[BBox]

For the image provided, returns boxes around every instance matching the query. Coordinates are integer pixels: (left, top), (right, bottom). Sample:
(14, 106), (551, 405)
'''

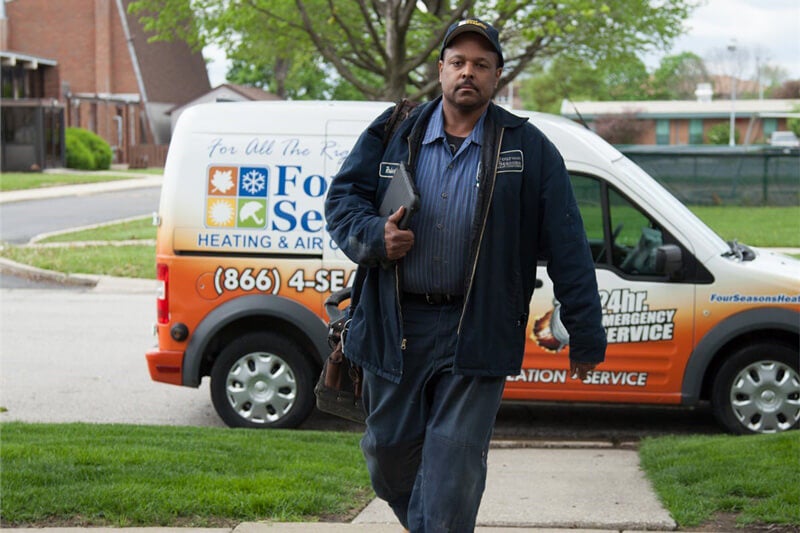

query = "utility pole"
(727, 40), (737, 147)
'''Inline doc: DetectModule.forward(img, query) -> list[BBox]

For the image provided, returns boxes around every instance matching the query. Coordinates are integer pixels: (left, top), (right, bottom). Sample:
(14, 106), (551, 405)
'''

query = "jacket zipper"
(396, 135), (414, 351)
(457, 128), (505, 335)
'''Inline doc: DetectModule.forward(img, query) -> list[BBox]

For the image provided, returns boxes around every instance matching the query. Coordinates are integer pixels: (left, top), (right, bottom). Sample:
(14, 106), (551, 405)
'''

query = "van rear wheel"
(210, 332), (315, 429)
(711, 343), (800, 434)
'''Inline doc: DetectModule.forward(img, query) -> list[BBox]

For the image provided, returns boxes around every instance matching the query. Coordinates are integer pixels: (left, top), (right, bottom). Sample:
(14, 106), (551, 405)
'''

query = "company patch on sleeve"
(497, 150), (524, 173)
(379, 162), (399, 178)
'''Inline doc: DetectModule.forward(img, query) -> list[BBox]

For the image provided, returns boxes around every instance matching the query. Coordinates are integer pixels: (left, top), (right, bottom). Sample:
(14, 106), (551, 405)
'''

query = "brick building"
(0, 0), (210, 170)
(560, 97), (800, 146)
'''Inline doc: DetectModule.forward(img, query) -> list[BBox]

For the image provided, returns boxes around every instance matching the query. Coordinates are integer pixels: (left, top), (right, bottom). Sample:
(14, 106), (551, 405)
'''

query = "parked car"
(769, 131), (800, 148)
(146, 101), (800, 434)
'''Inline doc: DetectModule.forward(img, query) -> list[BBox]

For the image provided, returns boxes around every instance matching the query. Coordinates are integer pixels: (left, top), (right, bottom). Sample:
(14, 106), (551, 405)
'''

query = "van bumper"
(146, 348), (185, 386)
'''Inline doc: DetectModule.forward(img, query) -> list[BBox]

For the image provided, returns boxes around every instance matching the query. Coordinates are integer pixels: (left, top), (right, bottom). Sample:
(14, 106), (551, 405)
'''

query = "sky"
(203, 0), (800, 88)
(642, 0), (800, 79)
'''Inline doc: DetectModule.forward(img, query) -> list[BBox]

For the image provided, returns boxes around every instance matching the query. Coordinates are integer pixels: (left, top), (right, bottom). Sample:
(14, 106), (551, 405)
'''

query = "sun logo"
(206, 198), (236, 227)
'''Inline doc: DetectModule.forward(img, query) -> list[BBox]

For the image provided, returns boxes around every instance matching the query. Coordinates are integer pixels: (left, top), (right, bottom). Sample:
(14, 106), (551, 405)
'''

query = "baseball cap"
(440, 18), (504, 67)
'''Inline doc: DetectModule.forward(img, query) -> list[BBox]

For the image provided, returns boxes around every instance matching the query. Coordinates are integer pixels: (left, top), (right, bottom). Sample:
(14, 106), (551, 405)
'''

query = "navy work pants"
(360, 300), (506, 532)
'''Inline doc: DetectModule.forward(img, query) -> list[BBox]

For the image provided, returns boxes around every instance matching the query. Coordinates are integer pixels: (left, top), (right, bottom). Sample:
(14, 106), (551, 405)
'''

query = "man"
(325, 18), (606, 532)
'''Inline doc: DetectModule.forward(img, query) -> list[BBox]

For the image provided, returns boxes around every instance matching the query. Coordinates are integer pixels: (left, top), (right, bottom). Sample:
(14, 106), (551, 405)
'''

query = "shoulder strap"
(382, 98), (419, 149)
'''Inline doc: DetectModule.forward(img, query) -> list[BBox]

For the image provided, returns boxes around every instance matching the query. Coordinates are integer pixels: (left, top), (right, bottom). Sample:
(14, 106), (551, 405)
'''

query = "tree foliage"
(651, 52), (709, 100)
(770, 80), (800, 99)
(519, 54), (649, 113)
(787, 105), (800, 137)
(706, 122), (739, 145)
(128, 0), (695, 101)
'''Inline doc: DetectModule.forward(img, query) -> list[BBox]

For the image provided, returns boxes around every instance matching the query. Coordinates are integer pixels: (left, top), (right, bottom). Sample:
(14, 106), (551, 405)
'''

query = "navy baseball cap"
(440, 18), (504, 67)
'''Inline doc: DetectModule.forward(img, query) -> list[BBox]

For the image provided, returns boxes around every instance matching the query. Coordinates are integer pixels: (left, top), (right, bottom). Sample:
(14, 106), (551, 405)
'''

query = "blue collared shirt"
(402, 102), (485, 295)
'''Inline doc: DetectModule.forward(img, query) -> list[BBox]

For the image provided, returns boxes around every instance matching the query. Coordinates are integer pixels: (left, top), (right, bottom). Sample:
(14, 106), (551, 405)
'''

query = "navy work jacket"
(324, 97), (606, 384)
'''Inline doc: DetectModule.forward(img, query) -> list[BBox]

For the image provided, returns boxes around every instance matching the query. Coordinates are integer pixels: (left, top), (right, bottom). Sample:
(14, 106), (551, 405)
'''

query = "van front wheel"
(210, 332), (315, 429)
(711, 343), (800, 434)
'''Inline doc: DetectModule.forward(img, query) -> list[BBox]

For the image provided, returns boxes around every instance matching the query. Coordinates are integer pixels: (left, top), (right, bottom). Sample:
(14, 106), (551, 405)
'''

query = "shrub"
(787, 105), (800, 137)
(65, 132), (96, 170)
(65, 128), (113, 170)
(706, 123), (740, 145)
(593, 111), (648, 145)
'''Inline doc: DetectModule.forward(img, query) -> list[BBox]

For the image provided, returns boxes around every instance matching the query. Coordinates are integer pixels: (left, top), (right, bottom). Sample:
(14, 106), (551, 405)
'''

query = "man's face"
(439, 33), (502, 113)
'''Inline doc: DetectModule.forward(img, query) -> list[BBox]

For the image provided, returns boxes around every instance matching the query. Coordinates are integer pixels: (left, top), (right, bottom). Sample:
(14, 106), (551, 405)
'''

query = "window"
(571, 174), (664, 276)
(763, 118), (777, 137)
(689, 119), (703, 144)
(656, 119), (670, 145)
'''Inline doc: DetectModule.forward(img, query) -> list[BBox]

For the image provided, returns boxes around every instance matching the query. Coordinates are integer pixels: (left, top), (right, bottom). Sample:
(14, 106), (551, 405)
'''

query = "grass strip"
(35, 216), (157, 243)
(639, 432), (800, 528)
(0, 244), (156, 279)
(0, 422), (371, 527)
(0, 172), (140, 192)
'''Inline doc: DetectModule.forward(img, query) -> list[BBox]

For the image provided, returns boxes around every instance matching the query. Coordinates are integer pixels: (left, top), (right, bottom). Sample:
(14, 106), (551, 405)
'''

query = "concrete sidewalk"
(351, 444), (676, 531)
(0, 173), (163, 204)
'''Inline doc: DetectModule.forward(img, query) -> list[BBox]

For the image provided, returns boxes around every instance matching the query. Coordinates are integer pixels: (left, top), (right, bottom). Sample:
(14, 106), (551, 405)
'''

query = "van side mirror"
(655, 244), (682, 279)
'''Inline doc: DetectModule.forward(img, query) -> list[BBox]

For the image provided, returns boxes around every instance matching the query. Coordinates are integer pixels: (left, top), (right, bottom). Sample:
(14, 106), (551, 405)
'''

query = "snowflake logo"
(240, 168), (266, 196)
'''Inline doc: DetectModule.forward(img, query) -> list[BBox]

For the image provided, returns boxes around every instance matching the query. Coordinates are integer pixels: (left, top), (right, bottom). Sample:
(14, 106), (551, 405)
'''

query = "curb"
(0, 175), (163, 204)
(0, 257), (98, 287)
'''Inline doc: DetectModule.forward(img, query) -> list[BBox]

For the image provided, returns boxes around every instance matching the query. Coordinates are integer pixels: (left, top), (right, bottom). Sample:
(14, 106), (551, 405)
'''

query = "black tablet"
(379, 161), (420, 230)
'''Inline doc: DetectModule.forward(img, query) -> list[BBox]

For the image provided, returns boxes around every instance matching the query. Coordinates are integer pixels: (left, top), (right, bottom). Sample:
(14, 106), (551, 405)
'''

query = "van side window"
(569, 175), (604, 251)
(608, 188), (663, 275)
(570, 174), (664, 276)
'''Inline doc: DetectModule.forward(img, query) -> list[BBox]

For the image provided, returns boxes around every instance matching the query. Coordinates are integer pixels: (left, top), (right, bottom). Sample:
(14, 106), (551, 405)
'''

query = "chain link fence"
(620, 146), (800, 206)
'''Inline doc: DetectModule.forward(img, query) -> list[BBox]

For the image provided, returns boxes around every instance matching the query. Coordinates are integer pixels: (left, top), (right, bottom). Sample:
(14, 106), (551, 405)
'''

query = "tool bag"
(314, 99), (419, 424)
(314, 287), (365, 423)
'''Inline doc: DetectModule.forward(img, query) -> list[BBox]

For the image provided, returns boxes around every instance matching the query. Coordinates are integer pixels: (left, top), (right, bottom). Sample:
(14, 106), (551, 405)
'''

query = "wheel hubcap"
(730, 360), (800, 433)
(225, 352), (297, 424)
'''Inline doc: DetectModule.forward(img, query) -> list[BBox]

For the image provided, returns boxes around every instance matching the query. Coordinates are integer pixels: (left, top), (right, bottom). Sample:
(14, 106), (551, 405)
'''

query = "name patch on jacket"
(497, 150), (524, 173)
(379, 162), (399, 178)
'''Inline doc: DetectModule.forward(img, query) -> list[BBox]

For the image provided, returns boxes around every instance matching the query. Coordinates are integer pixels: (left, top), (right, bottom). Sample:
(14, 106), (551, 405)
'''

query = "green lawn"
(0, 169), (162, 192)
(35, 216), (156, 243)
(0, 244), (155, 279)
(0, 422), (371, 527)
(639, 432), (800, 528)
(1, 423), (797, 529)
(689, 206), (800, 247)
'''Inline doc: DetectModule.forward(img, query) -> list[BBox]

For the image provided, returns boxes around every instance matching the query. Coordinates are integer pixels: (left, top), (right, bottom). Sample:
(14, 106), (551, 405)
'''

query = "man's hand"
(570, 361), (597, 381)
(384, 207), (414, 260)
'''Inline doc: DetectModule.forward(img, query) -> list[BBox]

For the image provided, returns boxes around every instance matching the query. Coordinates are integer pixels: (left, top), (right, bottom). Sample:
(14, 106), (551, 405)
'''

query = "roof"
(560, 98), (800, 120)
(221, 84), (283, 101)
(121, 0), (210, 104)
(166, 84), (282, 114)
(0, 50), (57, 67)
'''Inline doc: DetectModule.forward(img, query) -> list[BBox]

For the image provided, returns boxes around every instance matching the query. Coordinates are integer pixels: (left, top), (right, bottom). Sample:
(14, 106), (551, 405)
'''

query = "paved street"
(0, 282), (226, 427)
(0, 186), (160, 244)
(0, 274), (720, 437)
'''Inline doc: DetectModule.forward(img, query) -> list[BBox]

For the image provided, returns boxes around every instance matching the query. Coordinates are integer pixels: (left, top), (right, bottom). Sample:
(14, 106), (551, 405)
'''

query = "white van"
(147, 101), (800, 434)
